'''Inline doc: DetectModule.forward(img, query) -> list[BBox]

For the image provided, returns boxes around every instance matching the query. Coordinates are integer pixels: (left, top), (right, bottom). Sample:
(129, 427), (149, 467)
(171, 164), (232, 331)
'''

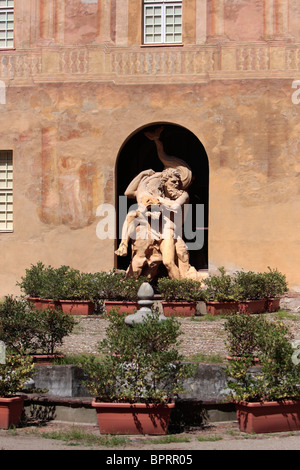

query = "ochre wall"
(1, 78), (299, 295)
(0, 0), (300, 296)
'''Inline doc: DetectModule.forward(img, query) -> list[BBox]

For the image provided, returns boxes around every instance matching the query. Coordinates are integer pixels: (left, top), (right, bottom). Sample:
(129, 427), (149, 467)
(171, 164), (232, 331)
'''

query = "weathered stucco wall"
(0, 77), (299, 295)
(0, 0), (300, 296)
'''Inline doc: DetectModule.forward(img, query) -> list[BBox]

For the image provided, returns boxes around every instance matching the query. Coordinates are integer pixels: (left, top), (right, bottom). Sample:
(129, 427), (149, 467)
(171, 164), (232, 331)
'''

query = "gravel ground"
(58, 312), (300, 360)
(2, 420), (300, 450)
(58, 316), (229, 358)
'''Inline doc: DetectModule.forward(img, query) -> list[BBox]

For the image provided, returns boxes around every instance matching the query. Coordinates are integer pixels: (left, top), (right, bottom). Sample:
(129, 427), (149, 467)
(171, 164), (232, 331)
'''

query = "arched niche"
(115, 123), (209, 277)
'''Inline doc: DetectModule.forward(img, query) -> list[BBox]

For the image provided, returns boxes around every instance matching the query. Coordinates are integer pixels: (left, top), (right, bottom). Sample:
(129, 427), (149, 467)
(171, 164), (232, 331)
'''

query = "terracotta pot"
(235, 400), (300, 433)
(226, 355), (260, 366)
(59, 300), (95, 315)
(104, 301), (139, 315)
(205, 301), (239, 316)
(238, 299), (267, 314)
(32, 354), (64, 365)
(27, 297), (61, 311)
(92, 400), (175, 435)
(0, 396), (26, 430)
(161, 301), (197, 317)
(266, 298), (281, 313)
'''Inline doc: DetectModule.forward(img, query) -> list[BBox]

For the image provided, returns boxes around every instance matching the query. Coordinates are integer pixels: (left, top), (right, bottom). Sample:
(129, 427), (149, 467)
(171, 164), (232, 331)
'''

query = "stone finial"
(124, 282), (167, 326)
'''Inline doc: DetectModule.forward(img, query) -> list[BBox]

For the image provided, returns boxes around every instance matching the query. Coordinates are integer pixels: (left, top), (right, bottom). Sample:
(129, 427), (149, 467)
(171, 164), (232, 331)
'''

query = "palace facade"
(0, 0), (300, 295)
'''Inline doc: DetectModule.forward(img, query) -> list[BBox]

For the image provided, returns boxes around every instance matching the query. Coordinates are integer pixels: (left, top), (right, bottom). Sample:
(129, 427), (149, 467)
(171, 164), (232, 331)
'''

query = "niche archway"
(115, 123), (209, 277)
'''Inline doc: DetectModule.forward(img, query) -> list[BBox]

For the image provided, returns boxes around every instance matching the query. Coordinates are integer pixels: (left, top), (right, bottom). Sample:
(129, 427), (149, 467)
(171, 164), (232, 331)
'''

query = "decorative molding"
(207, 0), (225, 38)
(264, 0), (292, 41)
(40, 0), (55, 41)
(115, 0), (128, 46)
(195, 0), (207, 45)
(0, 43), (300, 85)
(236, 45), (269, 71)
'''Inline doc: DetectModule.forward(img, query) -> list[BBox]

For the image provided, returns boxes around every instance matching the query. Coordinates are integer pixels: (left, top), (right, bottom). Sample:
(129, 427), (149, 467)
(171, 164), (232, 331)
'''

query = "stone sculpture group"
(115, 126), (205, 282)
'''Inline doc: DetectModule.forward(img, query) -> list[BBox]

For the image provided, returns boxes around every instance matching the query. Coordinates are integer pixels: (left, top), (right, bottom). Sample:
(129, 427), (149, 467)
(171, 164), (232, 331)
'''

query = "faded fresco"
(40, 128), (97, 229)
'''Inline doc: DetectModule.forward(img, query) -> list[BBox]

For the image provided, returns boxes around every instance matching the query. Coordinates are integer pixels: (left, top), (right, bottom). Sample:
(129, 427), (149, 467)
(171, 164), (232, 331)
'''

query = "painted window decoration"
(144, 0), (182, 44)
(0, 0), (14, 49)
(0, 151), (13, 231)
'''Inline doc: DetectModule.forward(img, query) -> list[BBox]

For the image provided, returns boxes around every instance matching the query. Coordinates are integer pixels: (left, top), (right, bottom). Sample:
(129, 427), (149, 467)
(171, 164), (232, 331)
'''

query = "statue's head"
(160, 168), (183, 198)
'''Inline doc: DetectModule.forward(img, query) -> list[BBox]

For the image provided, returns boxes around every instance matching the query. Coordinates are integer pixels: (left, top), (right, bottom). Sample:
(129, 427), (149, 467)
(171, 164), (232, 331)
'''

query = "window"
(144, 0), (182, 45)
(0, 0), (14, 49)
(0, 151), (13, 231)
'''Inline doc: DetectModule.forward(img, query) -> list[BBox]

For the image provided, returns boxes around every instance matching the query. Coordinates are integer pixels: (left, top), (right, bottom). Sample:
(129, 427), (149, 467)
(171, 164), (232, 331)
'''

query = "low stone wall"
(32, 363), (230, 401)
(23, 363), (237, 427)
(33, 364), (89, 398)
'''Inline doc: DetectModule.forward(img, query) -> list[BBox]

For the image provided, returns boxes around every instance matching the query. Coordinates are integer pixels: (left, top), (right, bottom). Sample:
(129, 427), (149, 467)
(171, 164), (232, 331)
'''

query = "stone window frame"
(0, 150), (13, 232)
(0, 0), (14, 49)
(143, 0), (183, 45)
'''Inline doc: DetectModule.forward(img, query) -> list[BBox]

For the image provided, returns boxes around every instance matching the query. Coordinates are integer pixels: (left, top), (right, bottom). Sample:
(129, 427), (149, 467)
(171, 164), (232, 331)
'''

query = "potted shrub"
(100, 271), (147, 314)
(157, 277), (203, 317)
(0, 352), (34, 429)
(79, 309), (195, 435)
(0, 296), (76, 364)
(54, 267), (99, 315)
(263, 267), (288, 312)
(202, 267), (240, 315)
(17, 262), (60, 310)
(235, 270), (267, 314)
(18, 262), (100, 315)
(225, 314), (300, 433)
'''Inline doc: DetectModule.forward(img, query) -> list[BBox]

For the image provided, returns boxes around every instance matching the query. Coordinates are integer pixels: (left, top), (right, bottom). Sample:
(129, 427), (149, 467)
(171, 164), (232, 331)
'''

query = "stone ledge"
(23, 395), (236, 427)
(25, 395), (94, 407)
(24, 394), (231, 407)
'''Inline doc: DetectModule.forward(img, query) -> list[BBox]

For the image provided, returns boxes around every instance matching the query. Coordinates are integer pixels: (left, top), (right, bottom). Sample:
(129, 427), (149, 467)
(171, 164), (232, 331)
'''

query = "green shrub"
(234, 270), (266, 300)
(203, 267), (288, 302)
(0, 353), (34, 397)
(17, 262), (50, 298)
(224, 313), (265, 358)
(203, 267), (240, 302)
(157, 277), (203, 302)
(262, 267), (288, 299)
(79, 309), (195, 403)
(18, 263), (154, 304)
(225, 314), (300, 402)
(0, 296), (40, 354)
(33, 308), (77, 355)
(0, 296), (76, 355)
(53, 268), (101, 301)
(17, 262), (103, 302)
(98, 270), (147, 301)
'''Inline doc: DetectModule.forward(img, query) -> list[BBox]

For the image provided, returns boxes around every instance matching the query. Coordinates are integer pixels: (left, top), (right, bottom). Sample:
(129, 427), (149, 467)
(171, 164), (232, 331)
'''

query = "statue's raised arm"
(124, 169), (156, 199)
